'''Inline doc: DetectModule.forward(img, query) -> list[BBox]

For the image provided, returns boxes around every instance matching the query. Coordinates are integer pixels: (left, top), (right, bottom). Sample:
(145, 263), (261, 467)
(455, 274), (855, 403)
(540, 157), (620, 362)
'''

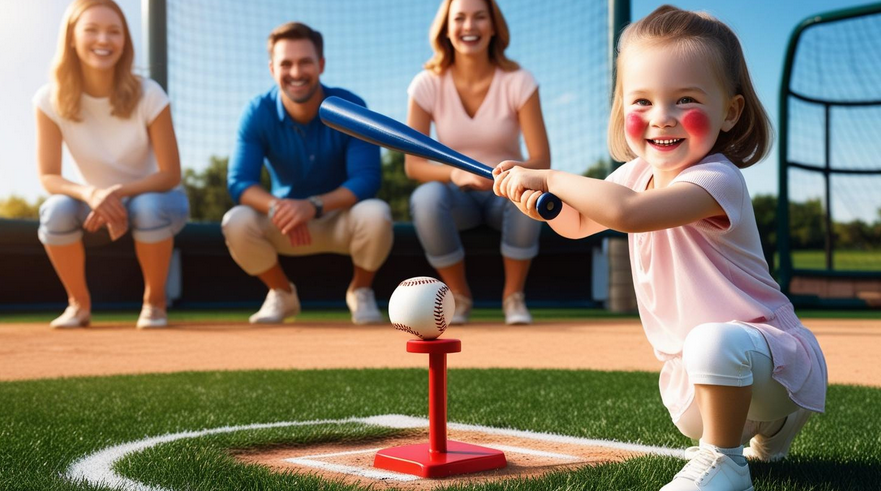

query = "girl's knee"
(682, 323), (754, 385)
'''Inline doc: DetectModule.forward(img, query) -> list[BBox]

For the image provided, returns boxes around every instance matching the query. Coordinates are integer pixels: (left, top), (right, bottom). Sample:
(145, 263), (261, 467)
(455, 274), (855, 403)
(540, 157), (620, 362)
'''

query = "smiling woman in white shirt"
(33, 0), (188, 329)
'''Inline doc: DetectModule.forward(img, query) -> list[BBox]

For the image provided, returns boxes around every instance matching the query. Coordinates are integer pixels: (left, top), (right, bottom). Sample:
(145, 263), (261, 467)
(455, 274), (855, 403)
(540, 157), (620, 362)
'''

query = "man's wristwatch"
(307, 196), (324, 219)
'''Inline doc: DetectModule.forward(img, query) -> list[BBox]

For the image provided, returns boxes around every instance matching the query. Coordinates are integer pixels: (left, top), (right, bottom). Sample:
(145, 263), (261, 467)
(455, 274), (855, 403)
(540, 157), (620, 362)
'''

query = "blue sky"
(1, 0), (876, 211)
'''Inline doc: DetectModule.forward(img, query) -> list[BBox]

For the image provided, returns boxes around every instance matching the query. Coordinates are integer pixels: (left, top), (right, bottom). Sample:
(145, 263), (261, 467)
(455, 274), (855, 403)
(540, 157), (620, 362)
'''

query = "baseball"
(388, 276), (455, 340)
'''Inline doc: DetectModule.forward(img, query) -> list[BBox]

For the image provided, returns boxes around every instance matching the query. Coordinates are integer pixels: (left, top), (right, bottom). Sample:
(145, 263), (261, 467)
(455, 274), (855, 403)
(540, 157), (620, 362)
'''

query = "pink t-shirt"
(407, 67), (537, 167)
(607, 154), (827, 420)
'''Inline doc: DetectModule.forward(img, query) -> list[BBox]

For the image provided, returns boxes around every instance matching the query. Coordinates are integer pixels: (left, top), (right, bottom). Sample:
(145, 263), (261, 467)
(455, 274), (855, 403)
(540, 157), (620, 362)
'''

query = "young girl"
(34, 0), (188, 329)
(405, 0), (551, 325)
(493, 6), (826, 491)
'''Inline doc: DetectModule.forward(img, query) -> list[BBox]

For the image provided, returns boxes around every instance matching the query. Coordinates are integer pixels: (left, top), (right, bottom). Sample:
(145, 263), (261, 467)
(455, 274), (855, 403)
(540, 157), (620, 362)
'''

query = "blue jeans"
(409, 181), (541, 268)
(38, 189), (189, 245)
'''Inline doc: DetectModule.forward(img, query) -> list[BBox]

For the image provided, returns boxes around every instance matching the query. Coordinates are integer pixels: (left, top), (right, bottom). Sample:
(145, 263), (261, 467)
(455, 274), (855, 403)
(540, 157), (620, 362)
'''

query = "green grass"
(787, 249), (881, 271)
(1, 369), (878, 490)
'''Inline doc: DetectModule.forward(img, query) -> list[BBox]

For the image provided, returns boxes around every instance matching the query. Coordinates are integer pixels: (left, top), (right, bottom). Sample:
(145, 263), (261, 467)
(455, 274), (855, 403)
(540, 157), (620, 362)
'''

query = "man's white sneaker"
(136, 305), (168, 329)
(50, 305), (90, 328)
(450, 293), (472, 325)
(249, 283), (301, 324)
(346, 287), (383, 325)
(661, 446), (754, 491)
(743, 408), (812, 462)
(503, 292), (533, 325)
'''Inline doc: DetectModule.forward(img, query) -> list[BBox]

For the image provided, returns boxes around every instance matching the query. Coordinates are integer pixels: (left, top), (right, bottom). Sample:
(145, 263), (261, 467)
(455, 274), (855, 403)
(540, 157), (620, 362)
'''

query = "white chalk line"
(64, 413), (689, 491)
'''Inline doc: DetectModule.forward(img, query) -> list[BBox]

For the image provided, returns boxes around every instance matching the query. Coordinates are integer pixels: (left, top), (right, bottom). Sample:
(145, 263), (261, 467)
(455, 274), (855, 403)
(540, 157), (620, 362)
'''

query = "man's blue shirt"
(228, 85), (381, 204)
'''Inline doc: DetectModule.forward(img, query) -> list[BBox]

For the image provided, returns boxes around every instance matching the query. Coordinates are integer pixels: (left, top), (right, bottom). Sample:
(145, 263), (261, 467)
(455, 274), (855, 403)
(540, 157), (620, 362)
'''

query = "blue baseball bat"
(319, 96), (562, 220)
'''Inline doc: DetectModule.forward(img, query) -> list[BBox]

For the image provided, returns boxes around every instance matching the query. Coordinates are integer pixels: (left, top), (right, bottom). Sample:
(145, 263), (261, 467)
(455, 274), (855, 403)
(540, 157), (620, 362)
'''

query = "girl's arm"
(115, 106), (182, 197)
(495, 167), (724, 237)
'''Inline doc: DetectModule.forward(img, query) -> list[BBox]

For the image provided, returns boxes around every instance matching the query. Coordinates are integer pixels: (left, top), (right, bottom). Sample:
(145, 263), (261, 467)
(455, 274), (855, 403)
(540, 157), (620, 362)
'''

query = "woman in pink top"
(494, 6), (826, 491)
(405, 0), (551, 326)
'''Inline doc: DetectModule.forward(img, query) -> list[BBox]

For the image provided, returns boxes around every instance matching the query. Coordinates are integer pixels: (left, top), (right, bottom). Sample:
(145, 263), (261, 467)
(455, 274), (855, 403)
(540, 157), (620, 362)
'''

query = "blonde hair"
(51, 0), (141, 121)
(424, 0), (519, 74)
(608, 5), (771, 168)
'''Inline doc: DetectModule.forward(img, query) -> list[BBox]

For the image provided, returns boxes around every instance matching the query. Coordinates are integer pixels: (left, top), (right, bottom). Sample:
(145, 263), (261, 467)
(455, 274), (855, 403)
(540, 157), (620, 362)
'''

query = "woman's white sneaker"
(503, 292), (533, 325)
(451, 293), (472, 325)
(50, 305), (91, 328)
(136, 305), (168, 329)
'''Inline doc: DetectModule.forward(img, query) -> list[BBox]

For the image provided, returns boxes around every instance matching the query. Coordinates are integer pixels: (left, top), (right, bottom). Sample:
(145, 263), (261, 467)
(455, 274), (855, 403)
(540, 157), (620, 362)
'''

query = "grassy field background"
(1, 369), (879, 491)
(788, 249), (881, 271)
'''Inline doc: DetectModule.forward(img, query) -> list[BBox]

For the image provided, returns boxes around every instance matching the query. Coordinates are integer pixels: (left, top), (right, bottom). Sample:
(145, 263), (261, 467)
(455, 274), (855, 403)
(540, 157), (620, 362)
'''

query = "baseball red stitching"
(433, 285), (449, 335)
(392, 323), (425, 339)
(398, 278), (439, 287)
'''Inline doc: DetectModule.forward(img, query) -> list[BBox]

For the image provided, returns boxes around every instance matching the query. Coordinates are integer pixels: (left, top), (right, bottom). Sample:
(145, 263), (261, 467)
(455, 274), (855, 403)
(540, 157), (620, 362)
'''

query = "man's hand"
(450, 168), (492, 191)
(270, 198), (315, 246)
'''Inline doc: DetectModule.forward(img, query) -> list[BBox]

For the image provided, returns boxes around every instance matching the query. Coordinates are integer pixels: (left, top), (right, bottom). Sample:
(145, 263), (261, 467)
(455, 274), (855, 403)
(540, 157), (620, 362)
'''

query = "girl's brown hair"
(424, 0), (519, 74)
(51, 0), (141, 121)
(608, 5), (771, 168)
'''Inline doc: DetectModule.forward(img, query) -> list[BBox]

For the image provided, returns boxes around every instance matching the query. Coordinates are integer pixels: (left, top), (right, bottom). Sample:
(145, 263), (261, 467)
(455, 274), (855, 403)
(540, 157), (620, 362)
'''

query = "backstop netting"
(779, 3), (881, 307)
(162, 0), (613, 201)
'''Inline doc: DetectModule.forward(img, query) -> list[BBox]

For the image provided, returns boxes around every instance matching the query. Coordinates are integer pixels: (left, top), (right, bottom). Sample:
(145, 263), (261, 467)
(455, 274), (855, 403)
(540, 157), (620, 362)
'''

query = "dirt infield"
(1, 318), (879, 386)
(234, 426), (643, 490)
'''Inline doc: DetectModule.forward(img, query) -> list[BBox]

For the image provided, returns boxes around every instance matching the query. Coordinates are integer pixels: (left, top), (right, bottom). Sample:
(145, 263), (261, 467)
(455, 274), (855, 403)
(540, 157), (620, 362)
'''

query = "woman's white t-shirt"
(33, 77), (170, 189)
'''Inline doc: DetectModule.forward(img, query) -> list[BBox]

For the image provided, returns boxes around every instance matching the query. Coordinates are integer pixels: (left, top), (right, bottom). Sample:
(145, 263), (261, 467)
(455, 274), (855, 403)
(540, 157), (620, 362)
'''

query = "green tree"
(751, 194), (777, 270)
(789, 198), (826, 249)
(582, 159), (612, 179)
(182, 156), (235, 222)
(376, 150), (418, 222)
(0, 195), (45, 219)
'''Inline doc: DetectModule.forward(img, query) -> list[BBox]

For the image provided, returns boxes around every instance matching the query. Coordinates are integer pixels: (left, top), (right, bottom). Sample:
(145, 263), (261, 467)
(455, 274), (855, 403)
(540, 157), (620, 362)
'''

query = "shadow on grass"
(752, 457), (880, 490)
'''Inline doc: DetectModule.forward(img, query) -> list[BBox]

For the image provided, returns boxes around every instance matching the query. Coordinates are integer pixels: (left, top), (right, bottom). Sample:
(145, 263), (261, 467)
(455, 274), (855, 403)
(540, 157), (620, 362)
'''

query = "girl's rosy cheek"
(625, 113), (646, 140)
(682, 110), (710, 140)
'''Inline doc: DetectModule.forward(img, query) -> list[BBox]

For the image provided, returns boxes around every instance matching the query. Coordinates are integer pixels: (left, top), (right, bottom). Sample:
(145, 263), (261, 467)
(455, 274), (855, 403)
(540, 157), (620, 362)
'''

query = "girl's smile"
(621, 42), (744, 183)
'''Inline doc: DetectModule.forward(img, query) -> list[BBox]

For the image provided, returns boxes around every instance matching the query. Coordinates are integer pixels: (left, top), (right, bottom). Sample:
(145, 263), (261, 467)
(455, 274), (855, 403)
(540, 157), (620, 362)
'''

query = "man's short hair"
(267, 22), (324, 59)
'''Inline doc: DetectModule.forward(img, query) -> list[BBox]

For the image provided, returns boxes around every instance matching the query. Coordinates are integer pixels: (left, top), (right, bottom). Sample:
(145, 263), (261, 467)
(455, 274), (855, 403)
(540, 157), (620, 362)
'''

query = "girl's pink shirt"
(607, 154), (827, 421)
(407, 67), (537, 167)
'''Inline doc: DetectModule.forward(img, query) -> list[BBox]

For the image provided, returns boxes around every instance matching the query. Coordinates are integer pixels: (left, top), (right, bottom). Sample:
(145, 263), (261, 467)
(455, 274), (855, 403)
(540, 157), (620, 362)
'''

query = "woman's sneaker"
(50, 305), (91, 328)
(451, 293), (472, 325)
(249, 283), (301, 324)
(743, 408), (812, 462)
(661, 446), (753, 491)
(503, 292), (532, 325)
(136, 305), (168, 329)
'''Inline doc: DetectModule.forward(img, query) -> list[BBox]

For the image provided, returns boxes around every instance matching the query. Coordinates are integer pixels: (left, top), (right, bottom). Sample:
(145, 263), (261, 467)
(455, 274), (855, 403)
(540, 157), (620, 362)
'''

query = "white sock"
(700, 440), (747, 466)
